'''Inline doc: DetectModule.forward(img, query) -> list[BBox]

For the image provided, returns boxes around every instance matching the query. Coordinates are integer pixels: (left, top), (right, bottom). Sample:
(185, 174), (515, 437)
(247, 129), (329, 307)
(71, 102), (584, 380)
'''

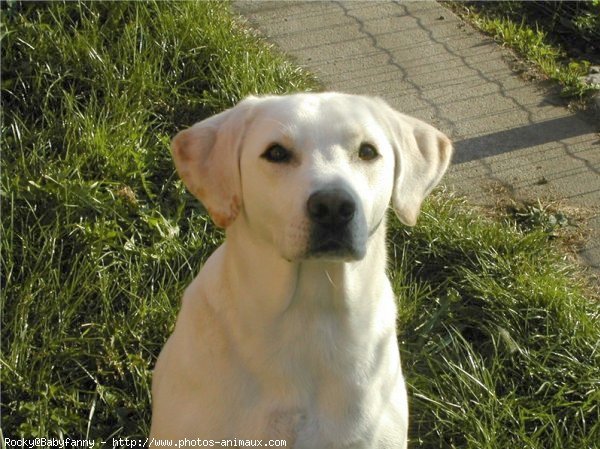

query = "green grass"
(1, 0), (316, 440)
(390, 194), (599, 448)
(448, 1), (599, 99)
(2, 2), (599, 448)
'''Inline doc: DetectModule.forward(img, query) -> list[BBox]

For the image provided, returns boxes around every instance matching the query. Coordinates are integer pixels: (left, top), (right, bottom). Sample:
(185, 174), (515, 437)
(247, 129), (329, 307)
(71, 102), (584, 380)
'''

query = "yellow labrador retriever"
(150, 93), (452, 448)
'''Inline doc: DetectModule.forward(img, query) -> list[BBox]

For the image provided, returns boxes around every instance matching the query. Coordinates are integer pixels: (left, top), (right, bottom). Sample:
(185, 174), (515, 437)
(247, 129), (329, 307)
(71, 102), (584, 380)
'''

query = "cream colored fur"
(150, 93), (452, 448)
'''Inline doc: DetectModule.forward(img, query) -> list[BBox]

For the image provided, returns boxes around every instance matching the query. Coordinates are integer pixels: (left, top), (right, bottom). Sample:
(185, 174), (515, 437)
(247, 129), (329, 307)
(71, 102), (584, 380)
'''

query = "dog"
(150, 93), (452, 448)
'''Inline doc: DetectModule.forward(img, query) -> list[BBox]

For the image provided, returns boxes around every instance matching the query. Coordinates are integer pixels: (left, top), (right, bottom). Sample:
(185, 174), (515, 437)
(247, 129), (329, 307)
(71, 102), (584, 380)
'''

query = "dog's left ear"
(171, 97), (257, 228)
(379, 102), (453, 226)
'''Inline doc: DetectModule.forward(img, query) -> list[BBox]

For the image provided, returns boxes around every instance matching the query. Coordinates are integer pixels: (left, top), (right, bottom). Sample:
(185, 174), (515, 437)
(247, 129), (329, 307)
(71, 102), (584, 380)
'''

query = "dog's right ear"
(171, 98), (257, 228)
(372, 98), (453, 227)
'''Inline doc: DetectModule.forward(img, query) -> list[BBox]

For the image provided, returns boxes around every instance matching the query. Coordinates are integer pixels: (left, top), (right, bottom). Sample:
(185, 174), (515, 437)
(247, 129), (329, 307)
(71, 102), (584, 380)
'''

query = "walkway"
(234, 1), (600, 271)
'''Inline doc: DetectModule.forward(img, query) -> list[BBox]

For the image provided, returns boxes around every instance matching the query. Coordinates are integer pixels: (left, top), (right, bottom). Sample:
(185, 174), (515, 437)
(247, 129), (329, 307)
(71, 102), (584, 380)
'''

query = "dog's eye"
(358, 143), (379, 161)
(262, 144), (292, 163)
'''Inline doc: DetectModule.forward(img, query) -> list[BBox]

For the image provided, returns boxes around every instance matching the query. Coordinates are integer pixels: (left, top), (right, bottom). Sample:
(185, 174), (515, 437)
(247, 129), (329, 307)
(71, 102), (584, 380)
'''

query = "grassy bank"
(2, 1), (598, 447)
(391, 194), (599, 448)
(1, 0), (316, 439)
(448, 1), (600, 101)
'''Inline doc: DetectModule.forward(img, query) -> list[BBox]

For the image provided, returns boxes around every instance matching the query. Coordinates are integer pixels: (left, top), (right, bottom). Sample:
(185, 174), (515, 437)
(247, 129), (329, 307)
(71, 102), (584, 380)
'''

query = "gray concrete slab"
(234, 0), (600, 272)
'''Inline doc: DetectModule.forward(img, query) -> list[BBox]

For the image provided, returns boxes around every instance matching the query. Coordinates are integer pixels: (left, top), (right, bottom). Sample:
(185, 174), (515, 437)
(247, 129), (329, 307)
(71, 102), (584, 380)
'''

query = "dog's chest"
(244, 312), (384, 446)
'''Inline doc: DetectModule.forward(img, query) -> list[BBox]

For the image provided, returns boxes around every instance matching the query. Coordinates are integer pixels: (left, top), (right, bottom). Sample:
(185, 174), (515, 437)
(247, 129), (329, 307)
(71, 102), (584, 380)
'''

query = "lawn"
(1, 2), (598, 448)
(448, 1), (600, 101)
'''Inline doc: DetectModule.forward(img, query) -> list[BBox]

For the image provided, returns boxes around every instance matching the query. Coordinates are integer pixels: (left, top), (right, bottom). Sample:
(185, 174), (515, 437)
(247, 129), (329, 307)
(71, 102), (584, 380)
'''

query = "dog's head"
(171, 93), (452, 262)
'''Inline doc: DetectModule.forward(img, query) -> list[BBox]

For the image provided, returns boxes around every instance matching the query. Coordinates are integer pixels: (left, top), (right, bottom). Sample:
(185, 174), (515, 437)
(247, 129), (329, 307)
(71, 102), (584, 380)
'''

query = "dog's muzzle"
(306, 188), (363, 259)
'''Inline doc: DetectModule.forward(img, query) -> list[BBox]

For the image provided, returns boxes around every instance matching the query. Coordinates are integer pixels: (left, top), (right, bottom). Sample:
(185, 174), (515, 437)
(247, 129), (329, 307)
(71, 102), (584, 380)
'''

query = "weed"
(449, 2), (599, 100)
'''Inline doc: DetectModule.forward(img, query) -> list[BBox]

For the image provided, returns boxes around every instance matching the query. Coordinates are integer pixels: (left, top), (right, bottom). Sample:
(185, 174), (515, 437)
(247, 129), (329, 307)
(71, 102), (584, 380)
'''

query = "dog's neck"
(193, 219), (396, 387)
(215, 219), (390, 327)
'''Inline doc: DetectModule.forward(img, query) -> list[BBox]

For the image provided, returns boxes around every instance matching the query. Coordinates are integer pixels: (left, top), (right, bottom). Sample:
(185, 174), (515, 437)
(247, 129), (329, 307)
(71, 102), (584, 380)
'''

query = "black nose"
(307, 188), (356, 228)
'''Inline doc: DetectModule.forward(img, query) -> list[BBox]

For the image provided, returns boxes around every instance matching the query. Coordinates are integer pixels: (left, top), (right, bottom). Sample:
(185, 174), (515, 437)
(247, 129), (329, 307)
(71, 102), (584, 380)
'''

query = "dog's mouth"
(308, 232), (365, 261)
